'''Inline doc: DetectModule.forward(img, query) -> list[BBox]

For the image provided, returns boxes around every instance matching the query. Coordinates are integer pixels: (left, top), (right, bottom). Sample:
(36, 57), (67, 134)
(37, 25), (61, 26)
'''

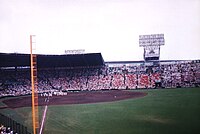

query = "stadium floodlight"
(65, 49), (85, 55)
(139, 34), (165, 62)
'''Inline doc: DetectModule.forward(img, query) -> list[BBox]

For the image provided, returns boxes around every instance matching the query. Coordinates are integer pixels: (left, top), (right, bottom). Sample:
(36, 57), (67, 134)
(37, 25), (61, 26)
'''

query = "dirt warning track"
(2, 90), (147, 109)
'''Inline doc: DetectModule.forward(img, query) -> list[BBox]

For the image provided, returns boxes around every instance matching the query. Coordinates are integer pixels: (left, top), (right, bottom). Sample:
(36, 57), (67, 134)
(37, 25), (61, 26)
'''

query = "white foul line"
(39, 100), (48, 134)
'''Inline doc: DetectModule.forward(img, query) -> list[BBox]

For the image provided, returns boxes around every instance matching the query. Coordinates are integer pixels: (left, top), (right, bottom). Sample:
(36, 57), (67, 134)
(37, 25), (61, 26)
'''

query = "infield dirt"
(3, 90), (147, 109)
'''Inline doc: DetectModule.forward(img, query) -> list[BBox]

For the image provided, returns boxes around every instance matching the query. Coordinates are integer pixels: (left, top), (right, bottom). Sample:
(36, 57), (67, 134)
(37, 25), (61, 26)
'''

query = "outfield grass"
(1, 87), (200, 134)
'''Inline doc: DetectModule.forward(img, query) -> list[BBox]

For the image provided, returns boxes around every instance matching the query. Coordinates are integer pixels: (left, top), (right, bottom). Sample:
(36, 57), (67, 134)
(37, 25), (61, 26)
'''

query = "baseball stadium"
(1, 33), (200, 134)
(1, 0), (200, 134)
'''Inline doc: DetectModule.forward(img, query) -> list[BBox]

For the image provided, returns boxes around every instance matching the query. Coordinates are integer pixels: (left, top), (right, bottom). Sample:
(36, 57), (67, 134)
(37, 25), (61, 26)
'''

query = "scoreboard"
(139, 34), (165, 47)
(139, 34), (165, 61)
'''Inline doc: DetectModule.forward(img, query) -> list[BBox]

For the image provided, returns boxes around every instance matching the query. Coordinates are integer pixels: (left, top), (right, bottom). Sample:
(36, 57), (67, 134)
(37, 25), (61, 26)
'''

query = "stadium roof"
(0, 53), (104, 68)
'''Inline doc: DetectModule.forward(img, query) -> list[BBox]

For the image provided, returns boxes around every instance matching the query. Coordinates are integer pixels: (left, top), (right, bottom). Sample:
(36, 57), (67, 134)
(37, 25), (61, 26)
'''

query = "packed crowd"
(160, 61), (200, 88)
(0, 61), (200, 97)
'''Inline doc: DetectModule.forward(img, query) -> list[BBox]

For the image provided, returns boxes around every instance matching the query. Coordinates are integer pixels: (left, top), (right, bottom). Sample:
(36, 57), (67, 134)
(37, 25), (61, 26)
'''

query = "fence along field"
(1, 87), (200, 134)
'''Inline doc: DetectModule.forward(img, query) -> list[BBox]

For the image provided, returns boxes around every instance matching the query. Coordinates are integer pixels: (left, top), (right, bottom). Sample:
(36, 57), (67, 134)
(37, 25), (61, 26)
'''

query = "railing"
(0, 113), (31, 134)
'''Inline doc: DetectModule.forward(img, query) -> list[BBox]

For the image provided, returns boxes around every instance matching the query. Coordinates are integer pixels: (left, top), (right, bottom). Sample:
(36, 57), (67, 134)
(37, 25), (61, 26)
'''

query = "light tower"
(139, 34), (165, 62)
(30, 35), (39, 134)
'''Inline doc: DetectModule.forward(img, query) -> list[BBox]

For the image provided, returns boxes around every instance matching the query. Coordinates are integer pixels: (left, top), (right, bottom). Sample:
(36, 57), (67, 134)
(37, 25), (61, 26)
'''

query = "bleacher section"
(0, 60), (200, 97)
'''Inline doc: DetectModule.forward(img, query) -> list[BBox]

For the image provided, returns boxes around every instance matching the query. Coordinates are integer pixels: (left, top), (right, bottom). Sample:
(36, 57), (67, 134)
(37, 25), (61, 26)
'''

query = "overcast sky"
(0, 0), (200, 61)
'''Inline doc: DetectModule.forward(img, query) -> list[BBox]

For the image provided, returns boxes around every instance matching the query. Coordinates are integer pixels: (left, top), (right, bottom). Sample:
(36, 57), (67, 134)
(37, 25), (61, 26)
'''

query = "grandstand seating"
(0, 61), (200, 97)
(125, 74), (137, 89)
(138, 74), (149, 88)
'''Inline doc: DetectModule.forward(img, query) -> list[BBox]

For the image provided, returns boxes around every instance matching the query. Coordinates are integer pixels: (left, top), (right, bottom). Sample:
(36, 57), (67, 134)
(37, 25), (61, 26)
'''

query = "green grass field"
(1, 87), (200, 134)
